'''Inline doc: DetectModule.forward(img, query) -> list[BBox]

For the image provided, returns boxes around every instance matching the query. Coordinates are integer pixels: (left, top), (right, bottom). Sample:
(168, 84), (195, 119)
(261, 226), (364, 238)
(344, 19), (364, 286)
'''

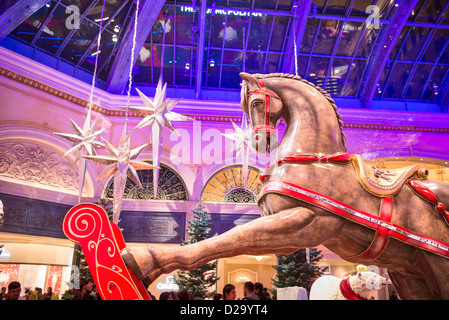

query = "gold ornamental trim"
(352, 154), (428, 197)
(1, 66), (449, 131)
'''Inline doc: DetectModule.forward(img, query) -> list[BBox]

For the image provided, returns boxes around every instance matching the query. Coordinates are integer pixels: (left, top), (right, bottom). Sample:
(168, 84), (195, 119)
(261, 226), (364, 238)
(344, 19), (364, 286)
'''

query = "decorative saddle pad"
(352, 154), (429, 197)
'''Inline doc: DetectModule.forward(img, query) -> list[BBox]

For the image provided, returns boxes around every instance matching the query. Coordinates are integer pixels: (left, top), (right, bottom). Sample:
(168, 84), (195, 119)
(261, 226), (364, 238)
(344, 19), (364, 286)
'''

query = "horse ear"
(240, 72), (260, 88)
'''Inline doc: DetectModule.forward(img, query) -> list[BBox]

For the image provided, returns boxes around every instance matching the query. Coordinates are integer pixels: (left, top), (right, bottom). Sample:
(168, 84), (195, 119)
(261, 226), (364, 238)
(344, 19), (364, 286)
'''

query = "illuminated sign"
(180, 6), (263, 17)
(0, 247), (10, 258)
(156, 275), (180, 291)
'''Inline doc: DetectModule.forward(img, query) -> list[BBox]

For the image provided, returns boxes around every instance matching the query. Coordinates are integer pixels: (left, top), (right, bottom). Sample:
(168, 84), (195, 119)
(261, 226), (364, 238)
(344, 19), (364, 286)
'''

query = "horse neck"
(276, 83), (346, 158)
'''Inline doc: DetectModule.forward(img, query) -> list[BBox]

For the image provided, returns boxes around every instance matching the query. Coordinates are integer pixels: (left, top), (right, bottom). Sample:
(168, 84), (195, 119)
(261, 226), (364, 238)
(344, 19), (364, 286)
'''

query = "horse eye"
(252, 100), (263, 108)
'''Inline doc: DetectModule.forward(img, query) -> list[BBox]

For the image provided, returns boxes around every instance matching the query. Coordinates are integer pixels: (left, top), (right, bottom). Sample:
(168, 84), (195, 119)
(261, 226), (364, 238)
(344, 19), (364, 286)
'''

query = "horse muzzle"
(251, 126), (278, 154)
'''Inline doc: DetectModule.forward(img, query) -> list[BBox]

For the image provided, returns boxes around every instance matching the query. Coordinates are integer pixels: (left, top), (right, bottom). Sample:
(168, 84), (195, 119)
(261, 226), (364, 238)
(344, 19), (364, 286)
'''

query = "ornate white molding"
(0, 140), (79, 192)
(0, 124), (97, 201)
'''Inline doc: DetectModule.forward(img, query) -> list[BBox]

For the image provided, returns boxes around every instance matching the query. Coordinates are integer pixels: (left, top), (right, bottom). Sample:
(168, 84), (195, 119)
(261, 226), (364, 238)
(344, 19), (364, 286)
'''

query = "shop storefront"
(0, 233), (75, 298)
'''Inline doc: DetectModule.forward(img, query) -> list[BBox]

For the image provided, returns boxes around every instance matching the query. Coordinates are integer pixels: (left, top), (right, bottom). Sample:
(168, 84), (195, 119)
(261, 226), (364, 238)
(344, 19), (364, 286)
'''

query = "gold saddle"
(352, 154), (429, 197)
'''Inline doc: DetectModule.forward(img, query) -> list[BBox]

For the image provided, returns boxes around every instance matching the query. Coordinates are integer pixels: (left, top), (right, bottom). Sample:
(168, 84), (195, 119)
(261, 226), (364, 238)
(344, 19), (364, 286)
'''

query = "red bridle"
(247, 79), (281, 134)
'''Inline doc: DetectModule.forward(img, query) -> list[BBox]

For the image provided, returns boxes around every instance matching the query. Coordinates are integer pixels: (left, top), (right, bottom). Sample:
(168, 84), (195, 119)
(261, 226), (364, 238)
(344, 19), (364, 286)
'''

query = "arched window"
(201, 165), (263, 203)
(103, 162), (188, 201)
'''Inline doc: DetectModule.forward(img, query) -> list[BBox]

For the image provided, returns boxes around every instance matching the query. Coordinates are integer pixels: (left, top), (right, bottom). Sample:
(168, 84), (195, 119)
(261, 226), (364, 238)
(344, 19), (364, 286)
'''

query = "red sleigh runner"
(62, 203), (151, 300)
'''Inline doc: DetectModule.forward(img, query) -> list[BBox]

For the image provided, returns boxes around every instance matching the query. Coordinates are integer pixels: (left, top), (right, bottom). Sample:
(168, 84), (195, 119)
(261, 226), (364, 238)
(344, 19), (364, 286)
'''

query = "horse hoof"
(122, 246), (157, 286)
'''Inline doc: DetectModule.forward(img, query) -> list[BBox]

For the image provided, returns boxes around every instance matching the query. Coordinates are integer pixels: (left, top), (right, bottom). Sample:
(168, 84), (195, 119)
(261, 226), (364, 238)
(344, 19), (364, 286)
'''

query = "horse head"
(240, 72), (283, 154)
(240, 72), (347, 156)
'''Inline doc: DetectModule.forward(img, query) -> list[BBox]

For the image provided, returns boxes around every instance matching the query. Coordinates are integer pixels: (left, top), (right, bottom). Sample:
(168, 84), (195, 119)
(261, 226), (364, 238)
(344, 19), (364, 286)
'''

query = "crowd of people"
(0, 280), (101, 300)
(158, 281), (273, 301)
(1, 280), (273, 301)
(1, 282), (58, 300)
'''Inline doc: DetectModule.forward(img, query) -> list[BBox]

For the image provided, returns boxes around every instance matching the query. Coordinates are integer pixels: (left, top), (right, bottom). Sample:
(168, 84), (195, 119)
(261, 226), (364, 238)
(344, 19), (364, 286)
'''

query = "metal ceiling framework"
(438, 74), (449, 112)
(399, 2), (449, 100)
(0, 0), (50, 40)
(1, 0), (449, 112)
(281, 0), (313, 74)
(106, 0), (166, 94)
(360, 0), (420, 108)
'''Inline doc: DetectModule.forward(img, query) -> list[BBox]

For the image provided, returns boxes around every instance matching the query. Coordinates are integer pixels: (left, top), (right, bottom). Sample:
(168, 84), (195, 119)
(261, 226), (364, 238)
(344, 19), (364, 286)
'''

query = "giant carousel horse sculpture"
(64, 73), (449, 300)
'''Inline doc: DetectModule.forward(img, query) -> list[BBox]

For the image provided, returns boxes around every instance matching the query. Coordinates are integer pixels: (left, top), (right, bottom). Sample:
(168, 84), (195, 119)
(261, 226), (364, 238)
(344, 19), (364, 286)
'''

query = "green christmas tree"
(174, 203), (219, 300)
(272, 248), (324, 293)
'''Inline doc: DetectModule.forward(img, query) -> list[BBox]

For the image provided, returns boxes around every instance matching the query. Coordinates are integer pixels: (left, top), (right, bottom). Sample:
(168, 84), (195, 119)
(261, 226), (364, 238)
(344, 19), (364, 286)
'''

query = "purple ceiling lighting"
(438, 71), (449, 113)
(0, 0), (448, 113)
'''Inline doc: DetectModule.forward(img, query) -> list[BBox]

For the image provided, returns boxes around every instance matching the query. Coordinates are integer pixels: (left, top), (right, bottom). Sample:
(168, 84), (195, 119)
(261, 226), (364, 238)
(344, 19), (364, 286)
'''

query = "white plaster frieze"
(0, 140), (79, 193)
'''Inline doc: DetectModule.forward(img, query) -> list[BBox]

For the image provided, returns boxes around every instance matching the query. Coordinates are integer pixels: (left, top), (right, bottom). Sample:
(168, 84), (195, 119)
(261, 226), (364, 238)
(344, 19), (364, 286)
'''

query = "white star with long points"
(83, 126), (157, 223)
(54, 115), (104, 161)
(126, 76), (194, 198)
(54, 109), (105, 201)
(222, 114), (253, 188)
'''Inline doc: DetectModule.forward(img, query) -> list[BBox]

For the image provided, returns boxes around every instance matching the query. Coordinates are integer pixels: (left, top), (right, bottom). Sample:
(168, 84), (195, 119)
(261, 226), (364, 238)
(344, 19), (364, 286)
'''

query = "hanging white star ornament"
(54, 109), (105, 201)
(83, 125), (157, 223)
(221, 113), (253, 188)
(54, 114), (105, 159)
(128, 76), (195, 198)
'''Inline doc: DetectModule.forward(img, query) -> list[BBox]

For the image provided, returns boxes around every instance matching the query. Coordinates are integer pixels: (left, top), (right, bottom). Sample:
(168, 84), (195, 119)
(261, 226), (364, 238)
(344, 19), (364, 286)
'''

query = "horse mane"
(250, 73), (347, 152)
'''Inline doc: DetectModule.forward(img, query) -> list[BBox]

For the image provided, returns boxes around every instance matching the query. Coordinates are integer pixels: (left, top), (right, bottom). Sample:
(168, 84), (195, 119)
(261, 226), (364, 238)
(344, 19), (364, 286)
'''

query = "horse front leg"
(123, 206), (340, 283)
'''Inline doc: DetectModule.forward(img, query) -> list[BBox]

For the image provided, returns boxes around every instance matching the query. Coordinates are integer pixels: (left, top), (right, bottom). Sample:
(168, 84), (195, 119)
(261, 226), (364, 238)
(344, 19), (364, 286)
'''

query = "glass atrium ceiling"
(1, 0), (449, 112)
